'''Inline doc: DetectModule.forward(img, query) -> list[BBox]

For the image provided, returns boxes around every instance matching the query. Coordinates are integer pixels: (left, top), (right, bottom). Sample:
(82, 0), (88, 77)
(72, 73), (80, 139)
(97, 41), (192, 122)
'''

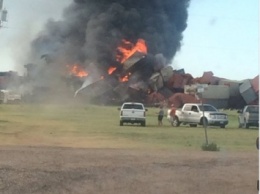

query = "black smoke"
(27, 0), (190, 97)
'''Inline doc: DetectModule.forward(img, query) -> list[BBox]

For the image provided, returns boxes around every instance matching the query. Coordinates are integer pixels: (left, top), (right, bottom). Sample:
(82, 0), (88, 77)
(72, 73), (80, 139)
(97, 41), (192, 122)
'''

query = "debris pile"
(70, 54), (259, 109)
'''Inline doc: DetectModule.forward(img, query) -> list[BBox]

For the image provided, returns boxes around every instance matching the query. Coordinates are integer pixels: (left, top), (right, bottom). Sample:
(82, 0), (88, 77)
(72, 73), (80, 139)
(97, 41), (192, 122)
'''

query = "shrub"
(201, 142), (220, 151)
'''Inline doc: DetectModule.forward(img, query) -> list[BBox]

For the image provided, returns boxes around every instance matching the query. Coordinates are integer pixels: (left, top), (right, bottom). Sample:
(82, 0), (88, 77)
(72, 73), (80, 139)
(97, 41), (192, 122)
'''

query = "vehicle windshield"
(123, 104), (143, 110)
(198, 105), (217, 112)
(247, 106), (259, 113)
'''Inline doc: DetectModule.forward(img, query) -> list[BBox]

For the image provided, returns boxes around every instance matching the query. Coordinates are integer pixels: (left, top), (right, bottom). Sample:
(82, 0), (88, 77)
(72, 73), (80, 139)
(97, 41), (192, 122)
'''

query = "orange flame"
(120, 72), (132, 82)
(69, 64), (88, 77)
(120, 75), (129, 82)
(116, 39), (147, 64)
(108, 67), (117, 75)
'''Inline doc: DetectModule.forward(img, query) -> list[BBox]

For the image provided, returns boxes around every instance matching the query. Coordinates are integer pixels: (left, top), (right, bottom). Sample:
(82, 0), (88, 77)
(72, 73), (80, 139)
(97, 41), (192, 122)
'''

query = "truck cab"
(172, 103), (228, 128)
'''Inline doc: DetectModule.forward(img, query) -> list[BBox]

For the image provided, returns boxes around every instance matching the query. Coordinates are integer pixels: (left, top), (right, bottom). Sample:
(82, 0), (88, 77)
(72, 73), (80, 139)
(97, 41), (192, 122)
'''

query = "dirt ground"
(0, 146), (258, 194)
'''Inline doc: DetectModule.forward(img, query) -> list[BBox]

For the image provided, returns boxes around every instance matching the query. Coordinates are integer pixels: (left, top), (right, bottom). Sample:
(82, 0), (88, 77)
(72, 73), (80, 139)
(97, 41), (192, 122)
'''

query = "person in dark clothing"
(158, 107), (164, 126)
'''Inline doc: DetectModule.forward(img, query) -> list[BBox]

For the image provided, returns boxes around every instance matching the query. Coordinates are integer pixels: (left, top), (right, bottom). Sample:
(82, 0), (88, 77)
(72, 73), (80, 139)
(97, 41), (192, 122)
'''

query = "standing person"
(158, 106), (164, 126)
(169, 104), (177, 126)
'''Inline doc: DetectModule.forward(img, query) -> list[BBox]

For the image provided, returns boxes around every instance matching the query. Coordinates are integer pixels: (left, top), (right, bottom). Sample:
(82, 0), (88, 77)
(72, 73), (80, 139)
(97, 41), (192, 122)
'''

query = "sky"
(0, 0), (258, 81)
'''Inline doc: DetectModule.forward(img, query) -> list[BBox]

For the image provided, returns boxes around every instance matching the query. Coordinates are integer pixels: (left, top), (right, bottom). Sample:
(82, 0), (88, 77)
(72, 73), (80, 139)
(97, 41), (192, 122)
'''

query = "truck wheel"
(120, 121), (123, 126)
(190, 124), (197, 127)
(220, 125), (225, 128)
(172, 117), (180, 127)
(243, 120), (249, 129)
(141, 121), (146, 127)
(238, 118), (242, 128)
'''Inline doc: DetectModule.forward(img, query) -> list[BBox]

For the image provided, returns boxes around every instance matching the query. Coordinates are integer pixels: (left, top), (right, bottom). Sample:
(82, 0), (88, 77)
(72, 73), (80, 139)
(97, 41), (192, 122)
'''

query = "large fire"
(114, 38), (148, 82)
(116, 39), (147, 64)
(68, 39), (147, 83)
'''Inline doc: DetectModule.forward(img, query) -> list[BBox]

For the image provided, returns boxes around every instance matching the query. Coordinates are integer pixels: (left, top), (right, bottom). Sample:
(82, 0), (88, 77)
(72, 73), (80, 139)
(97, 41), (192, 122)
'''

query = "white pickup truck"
(238, 105), (259, 129)
(168, 103), (228, 128)
(0, 90), (22, 104)
(118, 102), (147, 126)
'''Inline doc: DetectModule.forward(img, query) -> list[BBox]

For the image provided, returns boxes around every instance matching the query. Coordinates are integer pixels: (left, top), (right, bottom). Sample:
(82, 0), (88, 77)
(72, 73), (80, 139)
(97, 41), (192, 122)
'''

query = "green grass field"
(0, 104), (258, 151)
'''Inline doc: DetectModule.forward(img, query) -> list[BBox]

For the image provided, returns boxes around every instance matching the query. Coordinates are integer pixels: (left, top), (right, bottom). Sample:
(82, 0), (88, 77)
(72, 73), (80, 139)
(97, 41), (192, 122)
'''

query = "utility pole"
(197, 84), (209, 145)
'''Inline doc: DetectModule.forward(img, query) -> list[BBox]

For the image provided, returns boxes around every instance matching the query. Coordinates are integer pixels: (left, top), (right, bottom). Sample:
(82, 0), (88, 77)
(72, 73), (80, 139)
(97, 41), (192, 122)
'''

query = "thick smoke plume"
(27, 0), (190, 96)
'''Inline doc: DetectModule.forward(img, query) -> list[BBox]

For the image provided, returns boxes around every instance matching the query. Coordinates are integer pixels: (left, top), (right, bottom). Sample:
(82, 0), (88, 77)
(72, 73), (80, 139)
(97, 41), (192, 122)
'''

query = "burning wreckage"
(21, 0), (191, 105)
(23, 38), (259, 110)
(73, 40), (174, 103)
(21, 0), (258, 109)
(24, 39), (175, 105)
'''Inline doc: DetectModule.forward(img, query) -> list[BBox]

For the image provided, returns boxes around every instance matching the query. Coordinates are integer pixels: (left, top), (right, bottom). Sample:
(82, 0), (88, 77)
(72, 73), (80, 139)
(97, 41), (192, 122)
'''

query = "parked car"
(238, 105), (259, 129)
(168, 103), (228, 128)
(0, 89), (22, 104)
(118, 102), (147, 126)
